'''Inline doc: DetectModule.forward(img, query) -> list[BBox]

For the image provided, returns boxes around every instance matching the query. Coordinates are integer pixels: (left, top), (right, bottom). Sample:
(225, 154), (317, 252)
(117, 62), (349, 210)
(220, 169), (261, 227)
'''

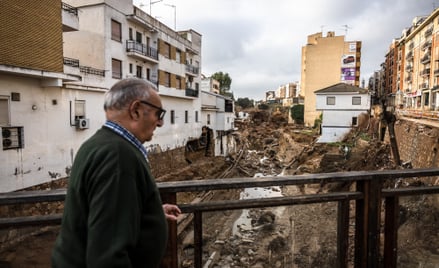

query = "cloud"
(136, 0), (438, 100)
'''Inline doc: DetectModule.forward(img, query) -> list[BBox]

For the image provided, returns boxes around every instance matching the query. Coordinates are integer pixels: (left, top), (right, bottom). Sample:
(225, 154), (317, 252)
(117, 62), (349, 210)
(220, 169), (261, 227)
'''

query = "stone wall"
(393, 118), (439, 186)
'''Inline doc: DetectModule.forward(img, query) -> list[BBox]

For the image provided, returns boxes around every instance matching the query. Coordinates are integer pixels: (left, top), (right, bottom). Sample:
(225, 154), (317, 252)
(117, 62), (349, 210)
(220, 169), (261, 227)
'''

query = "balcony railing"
(185, 64), (199, 75)
(63, 57), (79, 67)
(421, 54), (431, 64)
(1, 168), (439, 268)
(185, 87), (199, 97)
(126, 40), (158, 61)
(420, 68), (431, 76)
(61, 2), (78, 16)
(80, 66), (105, 76)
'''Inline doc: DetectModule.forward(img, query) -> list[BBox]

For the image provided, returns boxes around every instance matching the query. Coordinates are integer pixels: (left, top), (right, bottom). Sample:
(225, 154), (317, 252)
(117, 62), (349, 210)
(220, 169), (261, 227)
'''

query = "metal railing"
(1, 168), (439, 268)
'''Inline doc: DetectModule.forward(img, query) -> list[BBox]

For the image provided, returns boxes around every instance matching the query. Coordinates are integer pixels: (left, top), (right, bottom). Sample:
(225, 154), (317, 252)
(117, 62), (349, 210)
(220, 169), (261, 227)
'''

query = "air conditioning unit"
(2, 126), (24, 150)
(76, 118), (90, 129)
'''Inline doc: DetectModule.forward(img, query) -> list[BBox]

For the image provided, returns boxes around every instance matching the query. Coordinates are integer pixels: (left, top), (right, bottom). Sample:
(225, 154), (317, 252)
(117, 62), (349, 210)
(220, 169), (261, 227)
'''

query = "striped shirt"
(103, 120), (148, 160)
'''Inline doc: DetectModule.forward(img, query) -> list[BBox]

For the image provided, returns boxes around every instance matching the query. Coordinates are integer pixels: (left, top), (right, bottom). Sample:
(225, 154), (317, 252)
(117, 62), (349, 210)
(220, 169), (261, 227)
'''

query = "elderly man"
(52, 78), (180, 267)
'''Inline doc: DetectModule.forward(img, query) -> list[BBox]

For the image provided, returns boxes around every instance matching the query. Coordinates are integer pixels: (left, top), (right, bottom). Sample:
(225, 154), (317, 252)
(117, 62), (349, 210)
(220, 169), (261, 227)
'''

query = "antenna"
(320, 25), (325, 33)
(341, 24), (352, 36)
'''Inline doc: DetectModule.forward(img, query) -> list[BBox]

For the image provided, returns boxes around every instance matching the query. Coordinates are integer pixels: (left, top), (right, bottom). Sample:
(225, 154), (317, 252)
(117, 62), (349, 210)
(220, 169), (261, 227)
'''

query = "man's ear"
(129, 101), (141, 120)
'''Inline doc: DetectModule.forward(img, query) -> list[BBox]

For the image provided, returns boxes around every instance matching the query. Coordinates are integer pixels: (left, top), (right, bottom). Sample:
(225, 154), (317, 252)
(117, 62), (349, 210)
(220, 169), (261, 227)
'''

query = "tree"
(290, 104), (304, 124)
(236, 97), (254, 109)
(211, 72), (232, 95)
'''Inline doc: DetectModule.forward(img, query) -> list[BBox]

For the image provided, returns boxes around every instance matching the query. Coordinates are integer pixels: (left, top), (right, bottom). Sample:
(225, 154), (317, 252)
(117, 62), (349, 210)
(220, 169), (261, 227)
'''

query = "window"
(0, 96), (10, 125)
(146, 68), (151, 81)
(129, 63), (133, 74)
(164, 72), (170, 87)
(195, 111), (198, 122)
(207, 114), (211, 125)
(112, 59), (122, 79)
(176, 76), (182, 89)
(170, 110), (175, 124)
(75, 100), (86, 120)
(111, 19), (121, 42)
(176, 49), (181, 63)
(136, 65), (142, 78)
(352, 97), (361, 105)
(185, 110), (188, 123)
(326, 96), (335, 105)
(164, 42), (171, 58)
(129, 28), (133, 40)
(352, 117), (358, 126)
(136, 31), (142, 43)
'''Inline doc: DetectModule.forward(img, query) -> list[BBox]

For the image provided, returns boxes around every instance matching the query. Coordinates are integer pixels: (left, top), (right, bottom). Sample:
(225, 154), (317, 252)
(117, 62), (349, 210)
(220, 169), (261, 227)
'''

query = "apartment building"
(0, 0), (215, 192)
(301, 31), (362, 126)
(0, 0), (84, 192)
(383, 9), (439, 111)
(63, 0), (203, 150)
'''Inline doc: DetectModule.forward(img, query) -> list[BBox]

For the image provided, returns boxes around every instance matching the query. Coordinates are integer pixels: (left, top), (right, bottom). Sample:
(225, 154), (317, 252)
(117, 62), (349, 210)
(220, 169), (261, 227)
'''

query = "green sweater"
(52, 127), (168, 268)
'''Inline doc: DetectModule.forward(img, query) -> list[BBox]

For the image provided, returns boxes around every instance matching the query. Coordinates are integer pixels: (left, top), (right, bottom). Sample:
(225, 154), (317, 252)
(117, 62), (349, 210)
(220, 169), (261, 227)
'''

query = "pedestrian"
(52, 78), (181, 268)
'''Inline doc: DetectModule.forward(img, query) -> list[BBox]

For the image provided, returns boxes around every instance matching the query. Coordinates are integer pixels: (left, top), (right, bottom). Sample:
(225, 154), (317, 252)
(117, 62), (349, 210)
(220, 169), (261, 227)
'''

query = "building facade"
(382, 10), (439, 111)
(0, 0), (218, 192)
(301, 31), (362, 126)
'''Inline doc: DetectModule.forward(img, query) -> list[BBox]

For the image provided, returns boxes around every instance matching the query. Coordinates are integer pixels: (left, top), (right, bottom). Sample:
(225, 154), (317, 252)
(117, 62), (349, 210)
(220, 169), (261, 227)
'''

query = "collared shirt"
(103, 120), (148, 161)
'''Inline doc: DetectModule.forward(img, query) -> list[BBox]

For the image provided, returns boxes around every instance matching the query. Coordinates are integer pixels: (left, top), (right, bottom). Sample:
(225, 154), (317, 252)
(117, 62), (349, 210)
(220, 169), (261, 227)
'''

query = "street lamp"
(164, 3), (176, 30)
(150, 0), (163, 15)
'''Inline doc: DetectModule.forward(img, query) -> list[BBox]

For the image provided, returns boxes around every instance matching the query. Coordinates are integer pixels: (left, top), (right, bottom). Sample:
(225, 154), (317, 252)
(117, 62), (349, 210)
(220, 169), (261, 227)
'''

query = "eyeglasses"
(139, 100), (166, 120)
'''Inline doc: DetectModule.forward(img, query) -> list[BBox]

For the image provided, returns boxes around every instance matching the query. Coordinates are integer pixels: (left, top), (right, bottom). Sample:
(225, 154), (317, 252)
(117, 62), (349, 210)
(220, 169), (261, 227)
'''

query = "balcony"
(425, 27), (433, 38)
(419, 83), (428, 90)
(185, 64), (199, 75)
(435, 69), (439, 76)
(185, 87), (199, 97)
(405, 65), (413, 72)
(421, 54), (431, 64)
(405, 51), (413, 61)
(422, 40), (432, 50)
(126, 40), (159, 63)
(420, 68), (431, 76)
(61, 2), (78, 32)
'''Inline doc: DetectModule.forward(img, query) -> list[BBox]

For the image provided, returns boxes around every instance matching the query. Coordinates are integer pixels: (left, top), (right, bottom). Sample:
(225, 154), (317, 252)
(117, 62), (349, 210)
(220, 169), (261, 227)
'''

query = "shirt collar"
(103, 120), (148, 160)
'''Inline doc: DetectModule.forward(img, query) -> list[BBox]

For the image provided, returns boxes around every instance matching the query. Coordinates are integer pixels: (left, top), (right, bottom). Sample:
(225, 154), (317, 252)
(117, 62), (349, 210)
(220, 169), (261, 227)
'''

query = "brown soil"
(1, 110), (439, 267)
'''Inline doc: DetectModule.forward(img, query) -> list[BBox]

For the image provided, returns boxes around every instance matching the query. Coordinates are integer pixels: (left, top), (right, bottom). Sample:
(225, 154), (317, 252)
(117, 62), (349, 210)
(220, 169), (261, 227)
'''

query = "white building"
(315, 83), (370, 143)
(201, 91), (236, 156)
(0, 0), (214, 192)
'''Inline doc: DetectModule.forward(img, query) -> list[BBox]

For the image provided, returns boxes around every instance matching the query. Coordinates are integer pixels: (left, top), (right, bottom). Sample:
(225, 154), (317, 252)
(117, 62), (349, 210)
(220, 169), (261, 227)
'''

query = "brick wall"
(0, 0), (63, 72)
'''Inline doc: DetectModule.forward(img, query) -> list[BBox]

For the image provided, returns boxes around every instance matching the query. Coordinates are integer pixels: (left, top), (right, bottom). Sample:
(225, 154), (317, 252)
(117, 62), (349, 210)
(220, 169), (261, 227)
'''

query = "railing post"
(383, 196), (399, 268)
(194, 211), (203, 268)
(355, 180), (367, 268)
(337, 199), (350, 268)
(161, 192), (178, 268)
(354, 179), (382, 268)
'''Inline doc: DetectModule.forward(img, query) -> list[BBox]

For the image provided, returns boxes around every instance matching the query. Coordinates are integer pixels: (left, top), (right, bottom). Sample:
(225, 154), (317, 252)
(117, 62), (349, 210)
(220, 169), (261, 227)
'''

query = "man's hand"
(162, 204), (181, 221)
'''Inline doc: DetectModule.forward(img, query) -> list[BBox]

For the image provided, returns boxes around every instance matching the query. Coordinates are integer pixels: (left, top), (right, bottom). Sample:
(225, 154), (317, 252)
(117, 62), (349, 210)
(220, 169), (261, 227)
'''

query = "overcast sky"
(134, 0), (437, 100)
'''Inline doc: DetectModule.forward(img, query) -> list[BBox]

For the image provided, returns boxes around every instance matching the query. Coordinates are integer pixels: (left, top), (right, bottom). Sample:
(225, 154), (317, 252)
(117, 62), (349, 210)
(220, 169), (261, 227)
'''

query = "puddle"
(232, 173), (284, 237)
